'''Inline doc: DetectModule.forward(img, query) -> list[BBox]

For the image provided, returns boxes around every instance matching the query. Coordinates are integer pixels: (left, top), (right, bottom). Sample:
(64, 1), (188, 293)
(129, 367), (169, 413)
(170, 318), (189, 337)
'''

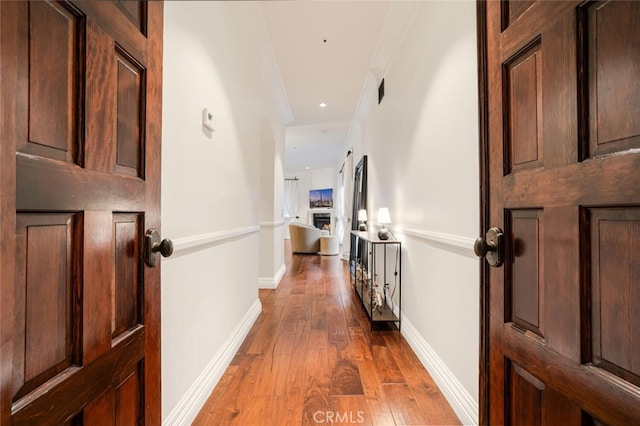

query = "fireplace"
(312, 212), (331, 231)
(308, 208), (334, 233)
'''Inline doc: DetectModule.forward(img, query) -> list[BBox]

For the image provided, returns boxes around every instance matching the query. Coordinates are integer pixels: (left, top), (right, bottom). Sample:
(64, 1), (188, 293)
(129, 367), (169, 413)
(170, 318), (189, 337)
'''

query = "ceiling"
(257, 1), (396, 173)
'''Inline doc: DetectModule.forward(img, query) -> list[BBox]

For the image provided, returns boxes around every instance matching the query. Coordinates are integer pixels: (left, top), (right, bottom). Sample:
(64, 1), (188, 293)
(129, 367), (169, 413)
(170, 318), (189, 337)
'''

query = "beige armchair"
(289, 222), (322, 254)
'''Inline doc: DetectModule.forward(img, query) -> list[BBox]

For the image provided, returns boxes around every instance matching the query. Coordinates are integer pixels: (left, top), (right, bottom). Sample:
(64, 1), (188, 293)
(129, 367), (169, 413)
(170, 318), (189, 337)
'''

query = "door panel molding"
(1, 1), (164, 423)
(583, 1), (640, 158)
(479, 1), (640, 424)
(12, 332), (143, 424)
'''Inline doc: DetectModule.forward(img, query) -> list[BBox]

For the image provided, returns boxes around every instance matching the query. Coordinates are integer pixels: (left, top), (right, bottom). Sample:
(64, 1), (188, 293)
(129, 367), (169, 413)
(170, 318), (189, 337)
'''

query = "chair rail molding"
(169, 225), (260, 258)
(259, 220), (285, 228)
(399, 227), (476, 258)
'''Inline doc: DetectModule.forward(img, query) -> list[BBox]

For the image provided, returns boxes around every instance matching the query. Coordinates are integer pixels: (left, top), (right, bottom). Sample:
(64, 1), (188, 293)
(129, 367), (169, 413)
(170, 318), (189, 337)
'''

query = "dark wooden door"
(1, 1), (163, 423)
(481, 1), (640, 424)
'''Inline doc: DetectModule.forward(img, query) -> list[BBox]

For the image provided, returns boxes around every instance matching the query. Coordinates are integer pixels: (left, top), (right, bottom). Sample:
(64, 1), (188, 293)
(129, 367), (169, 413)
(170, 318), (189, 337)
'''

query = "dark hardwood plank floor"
(193, 242), (461, 425)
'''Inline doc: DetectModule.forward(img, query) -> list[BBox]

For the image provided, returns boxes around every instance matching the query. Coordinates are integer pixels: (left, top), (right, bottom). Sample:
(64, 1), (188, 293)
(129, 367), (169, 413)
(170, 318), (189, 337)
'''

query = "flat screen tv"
(309, 188), (333, 209)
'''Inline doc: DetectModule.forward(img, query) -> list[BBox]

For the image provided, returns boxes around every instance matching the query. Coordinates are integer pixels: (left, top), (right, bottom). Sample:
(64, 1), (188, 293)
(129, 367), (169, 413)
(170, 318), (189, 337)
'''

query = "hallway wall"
(345, 1), (480, 422)
(259, 119), (286, 288)
(161, 2), (284, 422)
(161, 0), (480, 423)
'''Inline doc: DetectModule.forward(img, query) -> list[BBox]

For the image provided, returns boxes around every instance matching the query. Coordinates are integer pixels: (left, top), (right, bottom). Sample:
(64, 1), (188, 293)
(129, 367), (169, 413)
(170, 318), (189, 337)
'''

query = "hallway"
(193, 245), (461, 425)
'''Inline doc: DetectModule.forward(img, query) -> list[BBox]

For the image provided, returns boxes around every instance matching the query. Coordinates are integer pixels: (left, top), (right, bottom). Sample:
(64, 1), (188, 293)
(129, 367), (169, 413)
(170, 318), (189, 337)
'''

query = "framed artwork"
(309, 188), (333, 209)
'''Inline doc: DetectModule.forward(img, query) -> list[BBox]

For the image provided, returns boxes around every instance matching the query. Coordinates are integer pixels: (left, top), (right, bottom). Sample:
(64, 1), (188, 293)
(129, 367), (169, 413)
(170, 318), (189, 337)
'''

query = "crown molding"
(346, 2), (417, 150)
(237, 2), (294, 126)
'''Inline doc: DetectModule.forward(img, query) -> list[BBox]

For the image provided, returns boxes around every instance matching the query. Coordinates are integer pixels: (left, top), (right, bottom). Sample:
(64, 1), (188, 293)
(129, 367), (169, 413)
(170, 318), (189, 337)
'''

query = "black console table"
(349, 231), (401, 330)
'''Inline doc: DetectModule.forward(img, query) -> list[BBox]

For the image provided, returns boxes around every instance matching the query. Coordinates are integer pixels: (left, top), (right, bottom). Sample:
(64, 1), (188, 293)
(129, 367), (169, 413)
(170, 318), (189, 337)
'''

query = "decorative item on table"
(377, 207), (391, 240)
(356, 263), (368, 285)
(369, 281), (383, 313)
(357, 209), (368, 231)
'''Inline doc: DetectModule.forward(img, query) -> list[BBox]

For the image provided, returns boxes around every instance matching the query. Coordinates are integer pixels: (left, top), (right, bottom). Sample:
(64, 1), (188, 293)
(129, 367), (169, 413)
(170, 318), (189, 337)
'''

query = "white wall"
(161, 1), (479, 423)
(259, 119), (286, 288)
(344, 1), (480, 421)
(161, 2), (284, 422)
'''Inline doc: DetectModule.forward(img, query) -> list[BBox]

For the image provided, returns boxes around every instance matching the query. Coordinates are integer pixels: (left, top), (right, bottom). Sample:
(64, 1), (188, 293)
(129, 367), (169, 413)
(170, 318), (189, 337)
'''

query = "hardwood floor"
(193, 243), (461, 425)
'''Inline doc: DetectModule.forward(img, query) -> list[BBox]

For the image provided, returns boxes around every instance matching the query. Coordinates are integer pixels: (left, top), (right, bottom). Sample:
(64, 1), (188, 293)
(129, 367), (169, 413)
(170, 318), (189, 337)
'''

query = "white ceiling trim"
(370, 2), (418, 75)
(237, 2), (294, 126)
(344, 2), (418, 153)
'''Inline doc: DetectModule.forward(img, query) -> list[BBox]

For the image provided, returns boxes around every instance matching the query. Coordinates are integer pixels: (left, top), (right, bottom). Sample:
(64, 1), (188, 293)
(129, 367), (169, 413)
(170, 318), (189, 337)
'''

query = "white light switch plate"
(202, 107), (215, 131)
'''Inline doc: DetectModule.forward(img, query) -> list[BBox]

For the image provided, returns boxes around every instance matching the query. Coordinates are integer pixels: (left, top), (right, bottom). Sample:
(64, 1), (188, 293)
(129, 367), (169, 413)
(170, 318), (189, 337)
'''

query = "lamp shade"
(377, 207), (391, 224)
(358, 209), (368, 221)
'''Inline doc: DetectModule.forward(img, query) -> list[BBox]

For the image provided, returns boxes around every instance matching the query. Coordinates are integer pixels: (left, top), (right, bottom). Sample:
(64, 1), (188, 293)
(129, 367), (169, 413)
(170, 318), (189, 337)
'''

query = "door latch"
(474, 227), (504, 267)
(145, 229), (173, 267)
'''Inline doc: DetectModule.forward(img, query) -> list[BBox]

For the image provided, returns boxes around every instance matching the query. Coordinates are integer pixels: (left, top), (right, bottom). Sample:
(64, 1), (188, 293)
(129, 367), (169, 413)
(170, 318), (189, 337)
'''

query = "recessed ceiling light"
(319, 102), (327, 108)
(305, 166), (310, 170)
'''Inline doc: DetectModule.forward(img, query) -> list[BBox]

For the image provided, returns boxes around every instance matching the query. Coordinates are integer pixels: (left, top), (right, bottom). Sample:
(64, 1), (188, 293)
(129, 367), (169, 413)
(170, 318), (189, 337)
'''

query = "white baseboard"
(162, 298), (262, 426)
(258, 263), (286, 289)
(401, 315), (478, 425)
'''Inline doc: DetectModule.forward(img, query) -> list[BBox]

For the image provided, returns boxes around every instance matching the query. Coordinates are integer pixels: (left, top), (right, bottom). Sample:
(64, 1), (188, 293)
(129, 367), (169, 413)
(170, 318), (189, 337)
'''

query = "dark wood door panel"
(588, 207), (640, 387)
(483, 0), (640, 424)
(507, 361), (544, 425)
(74, 1), (148, 63)
(501, 0), (536, 31)
(2, 0), (163, 423)
(13, 1), (148, 178)
(503, 41), (543, 174)
(115, 0), (147, 35)
(115, 48), (145, 178)
(503, 328), (640, 425)
(82, 210), (116, 365)
(506, 357), (586, 425)
(14, 213), (81, 402)
(84, 19), (118, 175)
(506, 209), (543, 337)
(17, 155), (145, 212)
(82, 361), (143, 424)
(11, 332), (143, 426)
(18, 1), (83, 165)
(583, 1), (640, 158)
(84, 15), (147, 178)
(499, 1), (578, 62)
(113, 213), (143, 341)
(114, 367), (142, 424)
(543, 206), (581, 362)
(502, 153), (640, 208)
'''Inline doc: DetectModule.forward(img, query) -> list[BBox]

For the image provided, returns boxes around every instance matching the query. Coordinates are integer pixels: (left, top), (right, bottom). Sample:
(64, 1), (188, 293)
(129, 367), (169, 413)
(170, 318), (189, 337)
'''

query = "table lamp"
(377, 207), (391, 240)
(358, 209), (368, 231)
